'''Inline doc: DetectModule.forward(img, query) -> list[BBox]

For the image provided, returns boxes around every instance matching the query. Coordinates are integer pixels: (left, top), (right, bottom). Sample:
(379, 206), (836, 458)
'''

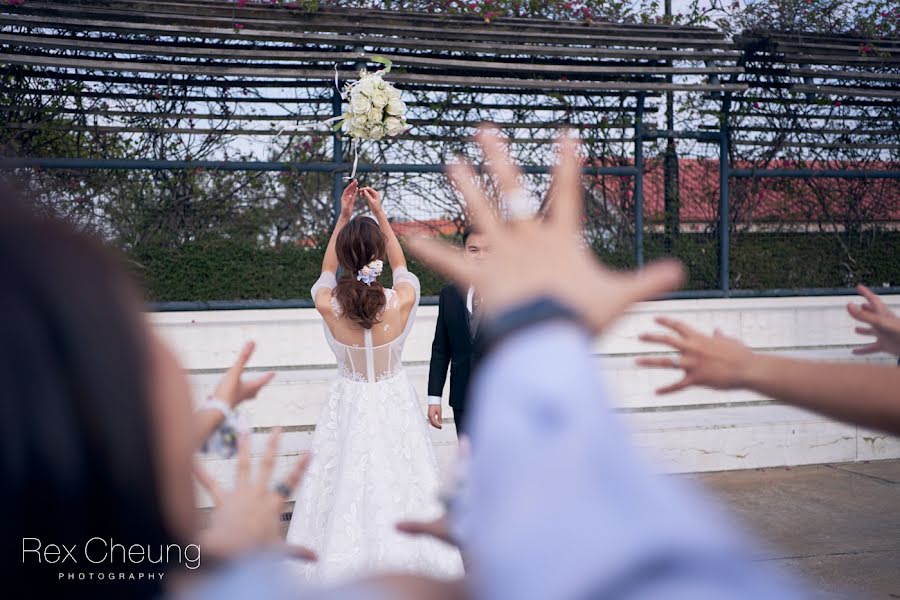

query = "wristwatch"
(476, 296), (581, 357)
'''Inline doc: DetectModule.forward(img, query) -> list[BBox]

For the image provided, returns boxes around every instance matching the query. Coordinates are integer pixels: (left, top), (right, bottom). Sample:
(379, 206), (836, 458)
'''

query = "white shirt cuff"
(427, 395), (443, 406)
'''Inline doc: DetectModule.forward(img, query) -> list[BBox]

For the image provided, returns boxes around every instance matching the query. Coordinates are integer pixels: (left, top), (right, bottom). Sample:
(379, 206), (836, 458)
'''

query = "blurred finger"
(282, 544), (318, 562)
(638, 332), (692, 353)
(852, 343), (882, 356)
(657, 376), (693, 395)
(193, 461), (224, 505)
(655, 316), (700, 340)
(396, 517), (455, 545)
(476, 127), (526, 217)
(447, 162), (500, 236)
(847, 303), (880, 326)
(856, 284), (887, 312)
(257, 428), (282, 487)
(236, 431), (251, 485)
(231, 341), (256, 374)
(855, 326), (876, 337)
(282, 453), (313, 493)
(243, 371), (276, 399)
(635, 356), (681, 369)
(405, 236), (476, 292)
(620, 260), (686, 312)
(549, 131), (583, 233)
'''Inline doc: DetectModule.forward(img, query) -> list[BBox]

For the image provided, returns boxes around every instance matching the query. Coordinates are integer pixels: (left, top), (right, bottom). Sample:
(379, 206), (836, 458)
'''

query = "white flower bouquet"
(332, 57), (408, 142)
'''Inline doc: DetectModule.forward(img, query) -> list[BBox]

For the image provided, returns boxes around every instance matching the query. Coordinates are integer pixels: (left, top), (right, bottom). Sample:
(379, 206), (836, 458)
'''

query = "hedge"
(129, 232), (900, 302)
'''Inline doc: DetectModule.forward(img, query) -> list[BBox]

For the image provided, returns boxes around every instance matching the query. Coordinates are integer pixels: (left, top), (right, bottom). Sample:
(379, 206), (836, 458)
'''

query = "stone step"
(195, 402), (900, 507)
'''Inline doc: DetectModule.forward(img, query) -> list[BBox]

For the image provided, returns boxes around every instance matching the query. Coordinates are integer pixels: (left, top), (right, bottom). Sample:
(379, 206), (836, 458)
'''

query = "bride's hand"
(361, 187), (384, 215)
(195, 429), (317, 562)
(340, 180), (358, 220)
(404, 126), (685, 334)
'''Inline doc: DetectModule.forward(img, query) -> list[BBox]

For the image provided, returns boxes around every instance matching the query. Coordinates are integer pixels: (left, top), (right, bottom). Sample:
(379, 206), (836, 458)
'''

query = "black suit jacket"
(427, 285), (482, 412)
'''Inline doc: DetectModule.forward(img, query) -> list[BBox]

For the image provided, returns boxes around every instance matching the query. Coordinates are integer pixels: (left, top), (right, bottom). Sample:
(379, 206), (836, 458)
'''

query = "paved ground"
(689, 460), (900, 599)
(273, 460), (899, 597)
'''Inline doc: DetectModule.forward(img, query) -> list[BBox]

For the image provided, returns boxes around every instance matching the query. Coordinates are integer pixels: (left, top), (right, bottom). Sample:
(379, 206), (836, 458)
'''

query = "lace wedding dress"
(286, 267), (463, 584)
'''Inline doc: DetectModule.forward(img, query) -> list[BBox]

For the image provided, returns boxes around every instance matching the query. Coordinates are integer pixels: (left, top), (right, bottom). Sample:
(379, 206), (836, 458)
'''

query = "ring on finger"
(273, 482), (292, 499)
(505, 190), (533, 220)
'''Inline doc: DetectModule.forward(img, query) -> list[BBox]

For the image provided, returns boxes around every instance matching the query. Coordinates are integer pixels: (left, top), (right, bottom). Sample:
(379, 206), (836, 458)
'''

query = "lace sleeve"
(392, 266), (420, 299)
(311, 270), (337, 301)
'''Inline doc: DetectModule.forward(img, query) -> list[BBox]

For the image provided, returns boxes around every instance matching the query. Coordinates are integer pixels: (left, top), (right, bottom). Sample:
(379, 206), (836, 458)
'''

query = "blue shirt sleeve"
(451, 321), (808, 600)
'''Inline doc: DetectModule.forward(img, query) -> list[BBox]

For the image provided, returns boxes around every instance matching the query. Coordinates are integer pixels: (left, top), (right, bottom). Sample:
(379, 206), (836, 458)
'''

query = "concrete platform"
(689, 459), (900, 599)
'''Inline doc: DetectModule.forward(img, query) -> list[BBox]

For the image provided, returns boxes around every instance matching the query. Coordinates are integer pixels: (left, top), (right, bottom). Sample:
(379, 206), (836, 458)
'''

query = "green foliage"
(129, 238), (447, 301)
(129, 231), (900, 303)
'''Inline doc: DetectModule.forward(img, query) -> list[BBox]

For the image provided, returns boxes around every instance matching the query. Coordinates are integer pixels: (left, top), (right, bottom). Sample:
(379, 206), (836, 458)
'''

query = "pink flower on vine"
(237, 0), (248, 6)
(234, 22), (245, 30)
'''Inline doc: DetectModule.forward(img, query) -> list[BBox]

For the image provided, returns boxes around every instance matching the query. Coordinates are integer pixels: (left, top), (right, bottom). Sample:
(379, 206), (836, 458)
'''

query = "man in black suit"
(427, 227), (490, 437)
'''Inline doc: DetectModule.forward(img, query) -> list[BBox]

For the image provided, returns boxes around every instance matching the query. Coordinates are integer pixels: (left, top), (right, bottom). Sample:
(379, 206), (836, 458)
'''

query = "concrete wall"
(150, 295), (900, 507)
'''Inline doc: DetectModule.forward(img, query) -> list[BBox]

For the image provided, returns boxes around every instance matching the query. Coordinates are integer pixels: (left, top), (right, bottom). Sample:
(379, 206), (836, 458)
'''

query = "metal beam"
(146, 286), (900, 312)
(0, 158), (640, 176)
(731, 168), (900, 179)
(718, 93), (732, 296)
(633, 92), (645, 268)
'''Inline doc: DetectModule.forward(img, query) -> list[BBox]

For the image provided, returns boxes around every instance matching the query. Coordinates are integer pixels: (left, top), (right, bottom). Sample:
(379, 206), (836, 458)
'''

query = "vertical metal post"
(634, 92), (645, 268)
(331, 87), (344, 225)
(718, 93), (732, 296)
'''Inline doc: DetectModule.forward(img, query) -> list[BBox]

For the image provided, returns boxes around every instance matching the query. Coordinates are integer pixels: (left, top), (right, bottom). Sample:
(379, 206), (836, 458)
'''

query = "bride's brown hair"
(334, 217), (387, 329)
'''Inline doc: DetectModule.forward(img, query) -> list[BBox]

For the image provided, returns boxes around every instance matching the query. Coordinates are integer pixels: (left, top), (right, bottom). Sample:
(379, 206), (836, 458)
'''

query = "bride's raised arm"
(313, 180), (358, 317)
(321, 180), (358, 274)
(361, 187), (407, 272)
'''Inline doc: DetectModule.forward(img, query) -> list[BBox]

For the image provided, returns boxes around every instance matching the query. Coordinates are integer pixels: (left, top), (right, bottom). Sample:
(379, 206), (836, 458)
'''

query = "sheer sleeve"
(311, 270), (337, 301)
(392, 266), (420, 299)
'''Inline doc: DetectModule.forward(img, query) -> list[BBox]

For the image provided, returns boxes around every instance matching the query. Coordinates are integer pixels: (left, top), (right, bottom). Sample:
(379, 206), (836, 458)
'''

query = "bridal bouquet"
(333, 57), (408, 142)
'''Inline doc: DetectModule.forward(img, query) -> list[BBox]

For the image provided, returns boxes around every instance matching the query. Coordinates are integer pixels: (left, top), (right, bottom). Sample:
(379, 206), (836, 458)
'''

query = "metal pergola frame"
(2, 2), (899, 310)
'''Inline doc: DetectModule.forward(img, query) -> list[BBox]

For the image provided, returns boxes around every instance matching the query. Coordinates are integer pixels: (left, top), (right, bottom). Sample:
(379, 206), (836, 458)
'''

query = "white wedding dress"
(286, 267), (463, 584)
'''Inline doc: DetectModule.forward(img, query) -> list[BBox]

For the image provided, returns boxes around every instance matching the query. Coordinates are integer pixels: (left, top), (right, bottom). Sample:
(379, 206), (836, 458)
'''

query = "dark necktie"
(469, 292), (481, 338)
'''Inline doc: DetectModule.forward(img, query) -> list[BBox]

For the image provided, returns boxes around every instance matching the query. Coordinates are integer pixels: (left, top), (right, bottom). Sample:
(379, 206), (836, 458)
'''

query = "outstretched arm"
(639, 317), (900, 434)
(361, 187), (406, 272)
(322, 180), (358, 274)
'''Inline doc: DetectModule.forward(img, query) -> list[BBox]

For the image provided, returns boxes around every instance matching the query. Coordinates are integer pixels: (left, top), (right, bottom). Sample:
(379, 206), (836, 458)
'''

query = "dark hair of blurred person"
(0, 191), (182, 598)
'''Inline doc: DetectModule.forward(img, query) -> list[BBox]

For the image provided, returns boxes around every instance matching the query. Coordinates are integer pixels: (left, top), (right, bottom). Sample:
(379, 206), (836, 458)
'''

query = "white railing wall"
(150, 295), (900, 508)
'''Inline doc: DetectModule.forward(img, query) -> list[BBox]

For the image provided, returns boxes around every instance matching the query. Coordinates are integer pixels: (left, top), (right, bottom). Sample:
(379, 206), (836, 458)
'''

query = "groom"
(427, 227), (490, 437)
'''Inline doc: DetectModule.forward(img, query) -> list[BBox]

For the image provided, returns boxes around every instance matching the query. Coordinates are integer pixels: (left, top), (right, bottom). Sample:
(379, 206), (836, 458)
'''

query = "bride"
(286, 180), (463, 584)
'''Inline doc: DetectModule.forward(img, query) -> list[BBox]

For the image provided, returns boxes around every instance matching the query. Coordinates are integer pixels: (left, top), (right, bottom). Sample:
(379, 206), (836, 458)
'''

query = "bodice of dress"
(311, 267), (421, 383)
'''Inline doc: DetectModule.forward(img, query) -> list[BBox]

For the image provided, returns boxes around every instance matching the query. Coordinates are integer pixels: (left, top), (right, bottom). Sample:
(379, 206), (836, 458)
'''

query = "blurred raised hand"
(404, 126), (685, 334)
(195, 429), (316, 562)
(637, 317), (754, 394)
(848, 284), (900, 357)
(213, 341), (276, 409)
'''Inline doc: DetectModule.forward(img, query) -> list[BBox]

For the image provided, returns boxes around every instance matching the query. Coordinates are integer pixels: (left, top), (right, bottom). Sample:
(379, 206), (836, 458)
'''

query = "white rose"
(371, 90), (388, 108)
(357, 77), (377, 96)
(350, 92), (370, 115)
(385, 98), (406, 117)
(386, 85), (401, 100)
(351, 114), (368, 129)
(366, 106), (383, 123)
(367, 123), (385, 140)
(384, 116), (405, 136)
(351, 125), (368, 139)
